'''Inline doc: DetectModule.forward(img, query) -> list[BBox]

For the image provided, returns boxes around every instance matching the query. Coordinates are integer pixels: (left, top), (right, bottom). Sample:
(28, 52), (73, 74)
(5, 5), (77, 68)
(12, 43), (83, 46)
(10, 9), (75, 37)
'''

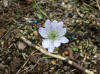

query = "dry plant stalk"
(96, 0), (100, 10)
(20, 36), (94, 74)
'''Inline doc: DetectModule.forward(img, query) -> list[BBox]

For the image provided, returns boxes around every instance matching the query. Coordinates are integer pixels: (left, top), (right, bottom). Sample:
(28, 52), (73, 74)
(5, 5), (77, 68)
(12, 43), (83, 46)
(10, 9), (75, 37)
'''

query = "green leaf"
(84, 45), (88, 49)
(65, 72), (68, 74)
(32, 0), (49, 19)
(72, 48), (78, 52)
(55, 48), (59, 51)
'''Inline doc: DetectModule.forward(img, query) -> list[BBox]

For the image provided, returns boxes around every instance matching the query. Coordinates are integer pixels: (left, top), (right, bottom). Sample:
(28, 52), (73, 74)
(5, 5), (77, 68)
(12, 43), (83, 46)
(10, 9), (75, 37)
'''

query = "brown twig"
(67, 47), (74, 60)
(21, 58), (42, 74)
(20, 36), (94, 74)
(0, 30), (9, 40)
(16, 58), (30, 74)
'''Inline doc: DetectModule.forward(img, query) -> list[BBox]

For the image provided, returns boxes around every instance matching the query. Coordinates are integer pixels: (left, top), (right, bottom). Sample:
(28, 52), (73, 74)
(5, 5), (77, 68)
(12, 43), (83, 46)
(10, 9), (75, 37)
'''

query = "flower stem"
(32, 0), (50, 19)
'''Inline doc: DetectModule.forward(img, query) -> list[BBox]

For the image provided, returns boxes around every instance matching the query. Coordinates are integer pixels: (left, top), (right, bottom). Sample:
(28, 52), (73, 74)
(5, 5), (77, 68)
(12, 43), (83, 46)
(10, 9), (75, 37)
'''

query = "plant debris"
(0, 0), (100, 74)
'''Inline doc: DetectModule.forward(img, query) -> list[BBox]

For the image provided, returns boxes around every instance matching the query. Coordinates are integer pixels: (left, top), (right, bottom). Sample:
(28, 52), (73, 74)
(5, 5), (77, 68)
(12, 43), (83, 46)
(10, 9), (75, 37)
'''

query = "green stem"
(32, 0), (50, 19)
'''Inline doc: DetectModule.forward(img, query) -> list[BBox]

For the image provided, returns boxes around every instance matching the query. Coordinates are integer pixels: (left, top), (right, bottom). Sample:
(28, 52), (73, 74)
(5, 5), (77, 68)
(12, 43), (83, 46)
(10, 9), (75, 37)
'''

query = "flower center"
(49, 32), (57, 39)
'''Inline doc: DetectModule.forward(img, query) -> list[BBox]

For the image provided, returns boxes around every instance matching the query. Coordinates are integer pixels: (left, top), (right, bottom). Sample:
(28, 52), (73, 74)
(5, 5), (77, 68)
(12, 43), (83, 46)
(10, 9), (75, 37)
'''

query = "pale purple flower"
(39, 20), (69, 53)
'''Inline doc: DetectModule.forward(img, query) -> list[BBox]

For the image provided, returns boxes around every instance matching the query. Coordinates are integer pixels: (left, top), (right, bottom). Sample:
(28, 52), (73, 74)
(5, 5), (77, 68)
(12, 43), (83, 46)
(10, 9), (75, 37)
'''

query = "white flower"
(39, 20), (69, 53)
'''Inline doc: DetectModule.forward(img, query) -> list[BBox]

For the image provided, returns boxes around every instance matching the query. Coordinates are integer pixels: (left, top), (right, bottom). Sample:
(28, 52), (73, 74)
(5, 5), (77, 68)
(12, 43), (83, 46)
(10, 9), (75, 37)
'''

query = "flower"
(39, 20), (69, 53)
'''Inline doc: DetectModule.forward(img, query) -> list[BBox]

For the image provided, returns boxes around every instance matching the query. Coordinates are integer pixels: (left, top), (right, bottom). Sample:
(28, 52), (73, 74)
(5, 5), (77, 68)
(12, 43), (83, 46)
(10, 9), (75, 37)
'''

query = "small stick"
(22, 58), (42, 73)
(16, 50), (38, 74)
(20, 36), (94, 74)
(16, 58), (30, 74)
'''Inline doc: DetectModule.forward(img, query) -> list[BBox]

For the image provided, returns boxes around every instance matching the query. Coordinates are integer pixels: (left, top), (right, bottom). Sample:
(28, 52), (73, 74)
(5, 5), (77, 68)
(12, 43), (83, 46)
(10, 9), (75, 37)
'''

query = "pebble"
(33, 31), (38, 36)
(64, 51), (69, 55)
(51, 60), (56, 65)
(1, 40), (4, 46)
(78, 45), (82, 50)
(93, 69), (97, 72)
(17, 41), (27, 50)
(61, 2), (67, 8)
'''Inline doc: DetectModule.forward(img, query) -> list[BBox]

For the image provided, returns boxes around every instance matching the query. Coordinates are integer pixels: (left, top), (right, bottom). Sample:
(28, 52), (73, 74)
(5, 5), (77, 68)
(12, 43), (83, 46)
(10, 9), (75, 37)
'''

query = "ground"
(0, 0), (100, 74)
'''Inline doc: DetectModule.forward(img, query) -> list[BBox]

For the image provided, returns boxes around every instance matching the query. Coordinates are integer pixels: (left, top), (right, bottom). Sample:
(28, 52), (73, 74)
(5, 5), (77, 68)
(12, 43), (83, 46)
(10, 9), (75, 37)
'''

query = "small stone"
(30, 33), (34, 36)
(61, 2), (67, 8)
(97, 23), (100, 26)
(27, 35), (31, 39)
(17, 41), (27, 50)
(93, 69), (97, 72)
(93, 55), (97, 59)
(61, 2), (65, 6)
(63, 66), (67, 70)
(24, 26), (28, 30)
(76, 40), (80, 43)
(51, 60), (56, 65)
(50, 67), (54, 70)
(33, 31), (38, 36)
(78, 46), (82, 50)
(64, 51), (69, 55)
(1, 40), (4, 47)
(67, 4), (72, 10)
(20, 30), (23, 33)
(96, 53), (100, 60)
(87, 56), (90, 59)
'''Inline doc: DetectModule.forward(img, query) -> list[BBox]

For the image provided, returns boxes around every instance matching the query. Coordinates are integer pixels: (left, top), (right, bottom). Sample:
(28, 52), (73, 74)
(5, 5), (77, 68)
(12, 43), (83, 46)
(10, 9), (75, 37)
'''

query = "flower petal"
(54, 36), (69, 48)
(44, 19), (51, 28)
(57, 28), (66, 37)
(39, 27), (48, 38)
(51, 20), (58, 28)
(54, 39), (61, 47)
(58, 36), (69, 43)
(51, 20), (64, 29)
(42, 39), (50, 48)
(52, 20), (58, 24)
(50, 21), (66, 37)
(42, 39), (55, 52)
(48, 48), (54, 53)
(58, 21), (64, 27)
(50, 20), (66, 36)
